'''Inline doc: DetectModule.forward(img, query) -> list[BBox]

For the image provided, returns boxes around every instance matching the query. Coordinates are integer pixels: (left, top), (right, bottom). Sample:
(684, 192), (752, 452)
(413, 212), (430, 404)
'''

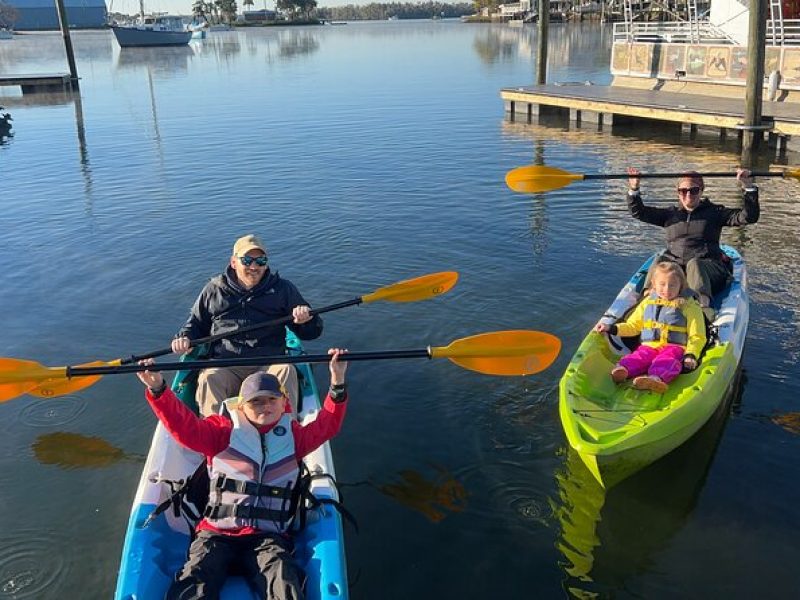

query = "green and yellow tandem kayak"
(559, 245), (748, 488)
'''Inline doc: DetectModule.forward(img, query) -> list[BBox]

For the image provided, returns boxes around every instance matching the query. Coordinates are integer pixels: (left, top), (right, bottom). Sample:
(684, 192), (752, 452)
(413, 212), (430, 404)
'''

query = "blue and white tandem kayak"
(115, 331), (348, 599)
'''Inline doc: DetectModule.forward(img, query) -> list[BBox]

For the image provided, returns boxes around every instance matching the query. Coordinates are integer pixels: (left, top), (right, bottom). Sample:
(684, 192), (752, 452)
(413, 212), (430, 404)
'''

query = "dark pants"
(646, 255), (731, 304)
(166, 530), (304, 600)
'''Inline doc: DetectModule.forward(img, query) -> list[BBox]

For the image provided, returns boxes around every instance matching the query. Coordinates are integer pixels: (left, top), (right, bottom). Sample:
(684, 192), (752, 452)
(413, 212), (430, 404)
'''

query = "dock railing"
(767, 19), (800, 45)
(614, 19), (800, 46)
(613, 20), (735, 44)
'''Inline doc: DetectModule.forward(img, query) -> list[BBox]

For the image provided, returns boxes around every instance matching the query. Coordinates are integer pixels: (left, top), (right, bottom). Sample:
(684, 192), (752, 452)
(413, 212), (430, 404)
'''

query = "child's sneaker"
(611, 366), (628, 383)
(633, 376), (668, 394)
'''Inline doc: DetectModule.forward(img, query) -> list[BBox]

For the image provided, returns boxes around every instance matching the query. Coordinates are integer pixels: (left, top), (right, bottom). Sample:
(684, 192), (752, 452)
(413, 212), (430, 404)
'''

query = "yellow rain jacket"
(615, 293), (706, 358)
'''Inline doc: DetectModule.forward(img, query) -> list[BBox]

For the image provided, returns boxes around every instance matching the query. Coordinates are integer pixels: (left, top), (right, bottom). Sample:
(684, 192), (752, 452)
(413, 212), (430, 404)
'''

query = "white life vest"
(204, 407), (299, 533)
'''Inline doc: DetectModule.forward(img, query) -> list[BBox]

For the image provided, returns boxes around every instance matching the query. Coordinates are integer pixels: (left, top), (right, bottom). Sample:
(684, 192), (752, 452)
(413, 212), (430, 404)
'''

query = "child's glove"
(682, 355), (698, 373)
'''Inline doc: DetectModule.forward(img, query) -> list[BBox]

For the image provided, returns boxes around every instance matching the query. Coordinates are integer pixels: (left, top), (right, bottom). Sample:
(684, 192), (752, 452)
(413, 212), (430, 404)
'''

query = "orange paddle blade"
(361, 271), (459, 303)
(505, 165), (584, 194)
(27, 360), (114, 398)
(0, 358), (62, 401)
(430, 330), (561, 376)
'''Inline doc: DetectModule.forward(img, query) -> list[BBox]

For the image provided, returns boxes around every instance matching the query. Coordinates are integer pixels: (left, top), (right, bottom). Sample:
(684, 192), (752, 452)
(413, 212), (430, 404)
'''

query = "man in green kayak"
(626, 167), (758, 317)
(171, 234), (323, 416)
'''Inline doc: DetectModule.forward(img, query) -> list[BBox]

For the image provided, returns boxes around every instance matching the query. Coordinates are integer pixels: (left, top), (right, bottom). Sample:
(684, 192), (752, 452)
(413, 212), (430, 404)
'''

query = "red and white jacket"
(145, 387), (347, 537)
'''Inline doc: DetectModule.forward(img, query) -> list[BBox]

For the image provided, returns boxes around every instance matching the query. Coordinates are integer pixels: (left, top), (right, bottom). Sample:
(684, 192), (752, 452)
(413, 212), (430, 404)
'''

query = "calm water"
(1, 22), (799, 599)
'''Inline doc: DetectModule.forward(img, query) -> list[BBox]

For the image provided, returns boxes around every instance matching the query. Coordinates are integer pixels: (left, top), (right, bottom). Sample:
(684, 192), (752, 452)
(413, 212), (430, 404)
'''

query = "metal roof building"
(3, 0), (108, 30)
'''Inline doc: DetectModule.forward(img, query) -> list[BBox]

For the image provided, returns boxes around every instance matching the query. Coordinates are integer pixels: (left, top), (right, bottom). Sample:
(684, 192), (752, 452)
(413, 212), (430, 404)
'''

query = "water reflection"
(32, 432), (142, 469)
(72, 93), (93, 208)
(473, 23), (610, 73)
(0, 106), (11, 145)
(277, 30), (320, 59)
(473, 27), (522, 65)
(115, 45), (196, 75)
(347, 465), (468, 523)
(771, 412), (800, 435)
(552, 370), (743, 597)
(194, 31), (243, 62)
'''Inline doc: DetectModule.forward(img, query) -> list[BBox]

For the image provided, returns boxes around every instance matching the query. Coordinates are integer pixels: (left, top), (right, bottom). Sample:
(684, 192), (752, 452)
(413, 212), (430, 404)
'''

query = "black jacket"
(177, 267), (323, 359)
(626, 188), (760, 266)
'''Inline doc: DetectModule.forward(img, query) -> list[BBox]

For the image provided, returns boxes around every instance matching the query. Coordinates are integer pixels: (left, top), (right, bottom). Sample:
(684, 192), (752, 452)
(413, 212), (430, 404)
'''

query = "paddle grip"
(119, 297), (363, 365)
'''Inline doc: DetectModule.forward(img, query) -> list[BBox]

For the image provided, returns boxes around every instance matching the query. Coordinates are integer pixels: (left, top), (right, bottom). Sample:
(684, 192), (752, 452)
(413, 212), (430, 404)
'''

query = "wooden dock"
(501, 84), (800, 152)
(0, 73), (73, 94)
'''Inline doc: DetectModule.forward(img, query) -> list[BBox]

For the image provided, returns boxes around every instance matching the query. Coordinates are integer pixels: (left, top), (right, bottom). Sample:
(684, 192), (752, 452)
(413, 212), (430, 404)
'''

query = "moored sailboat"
(112, 0), (191, 47)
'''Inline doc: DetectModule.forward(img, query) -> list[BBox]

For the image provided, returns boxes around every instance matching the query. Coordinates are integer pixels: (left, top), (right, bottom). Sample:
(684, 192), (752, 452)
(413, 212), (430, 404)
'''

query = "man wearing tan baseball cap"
(171, 233), (323, 416)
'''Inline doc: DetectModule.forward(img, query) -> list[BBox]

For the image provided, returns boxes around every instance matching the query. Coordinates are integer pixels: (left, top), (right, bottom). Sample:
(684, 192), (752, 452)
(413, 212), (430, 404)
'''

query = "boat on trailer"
(114, 330), (348, 599)
(559, 245), (748, 488)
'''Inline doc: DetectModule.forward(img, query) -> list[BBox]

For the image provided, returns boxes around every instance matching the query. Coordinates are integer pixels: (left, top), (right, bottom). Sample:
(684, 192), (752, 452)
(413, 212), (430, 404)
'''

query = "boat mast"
(139, 0), (145, 23)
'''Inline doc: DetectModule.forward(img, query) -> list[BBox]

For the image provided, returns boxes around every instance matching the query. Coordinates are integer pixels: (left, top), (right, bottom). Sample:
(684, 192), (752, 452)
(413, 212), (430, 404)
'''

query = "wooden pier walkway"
(501, 84), (800, 149)
(0, 73), (72, 94)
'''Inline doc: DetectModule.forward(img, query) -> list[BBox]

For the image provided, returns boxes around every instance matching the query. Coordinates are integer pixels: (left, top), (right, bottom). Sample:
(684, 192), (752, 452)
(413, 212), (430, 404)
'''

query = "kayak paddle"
(0, 330), (561, 401)
(116, 270), (460, 364)
(21, 271), (459, 400)
(505, 165), (800, 194)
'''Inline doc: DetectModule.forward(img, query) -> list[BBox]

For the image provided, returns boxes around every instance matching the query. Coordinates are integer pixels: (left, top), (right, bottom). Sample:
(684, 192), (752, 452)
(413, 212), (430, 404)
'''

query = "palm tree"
(215, 0), (238, 23)
(192, 0), (207, 19)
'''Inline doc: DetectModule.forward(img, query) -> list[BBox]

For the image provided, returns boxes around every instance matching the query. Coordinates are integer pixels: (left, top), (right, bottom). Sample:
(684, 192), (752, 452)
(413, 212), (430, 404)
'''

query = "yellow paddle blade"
(430, 330), (561, 376)
(361, 271), (459, 303)
(0, 358), (43, 401)
(27, 360), (113, 398)
(782, 167), (800, 181)
(0, 358), (65, 401)
(505, 165), (585, 194)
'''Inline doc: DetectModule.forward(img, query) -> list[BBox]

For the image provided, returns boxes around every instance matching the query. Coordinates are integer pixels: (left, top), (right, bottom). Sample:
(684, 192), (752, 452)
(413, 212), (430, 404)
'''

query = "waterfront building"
(502, 0), (800, 155)
(3, 0), (107, 31)
(611, 0), (800, 100)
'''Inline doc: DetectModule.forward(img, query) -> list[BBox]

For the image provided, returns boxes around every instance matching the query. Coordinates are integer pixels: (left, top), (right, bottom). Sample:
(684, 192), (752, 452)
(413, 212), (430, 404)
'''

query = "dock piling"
(54, 0), (80, 91)
(742, 0), (768, 165)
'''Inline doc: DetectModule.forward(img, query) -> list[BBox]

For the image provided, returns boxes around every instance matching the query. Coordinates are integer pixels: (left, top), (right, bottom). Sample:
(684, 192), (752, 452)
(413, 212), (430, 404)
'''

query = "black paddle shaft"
(120, 297), (363, 365)
(72, 349), (431, 377)
(583, 171), (782, 181)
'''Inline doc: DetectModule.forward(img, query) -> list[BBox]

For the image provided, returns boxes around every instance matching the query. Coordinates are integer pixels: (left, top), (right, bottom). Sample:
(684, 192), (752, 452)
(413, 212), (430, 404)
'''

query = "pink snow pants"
(617, 344), (685, 383)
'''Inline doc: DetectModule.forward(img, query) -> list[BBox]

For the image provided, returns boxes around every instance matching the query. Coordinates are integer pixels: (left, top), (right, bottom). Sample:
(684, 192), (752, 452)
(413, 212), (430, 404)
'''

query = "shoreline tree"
(0, 1), (19, 29)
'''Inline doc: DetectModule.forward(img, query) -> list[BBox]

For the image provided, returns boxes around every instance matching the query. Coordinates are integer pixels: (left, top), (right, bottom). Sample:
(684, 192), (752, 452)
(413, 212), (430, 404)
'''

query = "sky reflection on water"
(1, 22), (799, 599)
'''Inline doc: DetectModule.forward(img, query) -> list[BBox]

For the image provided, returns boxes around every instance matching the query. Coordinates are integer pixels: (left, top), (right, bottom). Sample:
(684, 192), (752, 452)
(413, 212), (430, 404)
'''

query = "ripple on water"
(16, 396), (87, 428)
(0, 530), (73, 598)
(467, 461), (554, 530)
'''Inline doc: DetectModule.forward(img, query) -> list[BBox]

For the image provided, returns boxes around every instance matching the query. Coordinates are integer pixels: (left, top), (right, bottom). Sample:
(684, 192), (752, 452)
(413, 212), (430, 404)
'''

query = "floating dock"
(0, 73), (72, 94)
(501, 83), (800, 153)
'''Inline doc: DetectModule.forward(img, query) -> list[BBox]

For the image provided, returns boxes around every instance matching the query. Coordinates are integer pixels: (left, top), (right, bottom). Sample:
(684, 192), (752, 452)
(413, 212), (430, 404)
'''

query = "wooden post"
(537, 0), (549, 85)
(54, 0), (79, 90)
(742, 0), (767, 165)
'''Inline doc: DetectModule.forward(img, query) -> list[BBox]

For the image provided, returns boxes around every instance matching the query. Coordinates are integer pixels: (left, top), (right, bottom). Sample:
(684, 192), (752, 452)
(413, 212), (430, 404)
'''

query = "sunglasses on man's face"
(678, 186), (702, 196)
(239, 255), (268, 267)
